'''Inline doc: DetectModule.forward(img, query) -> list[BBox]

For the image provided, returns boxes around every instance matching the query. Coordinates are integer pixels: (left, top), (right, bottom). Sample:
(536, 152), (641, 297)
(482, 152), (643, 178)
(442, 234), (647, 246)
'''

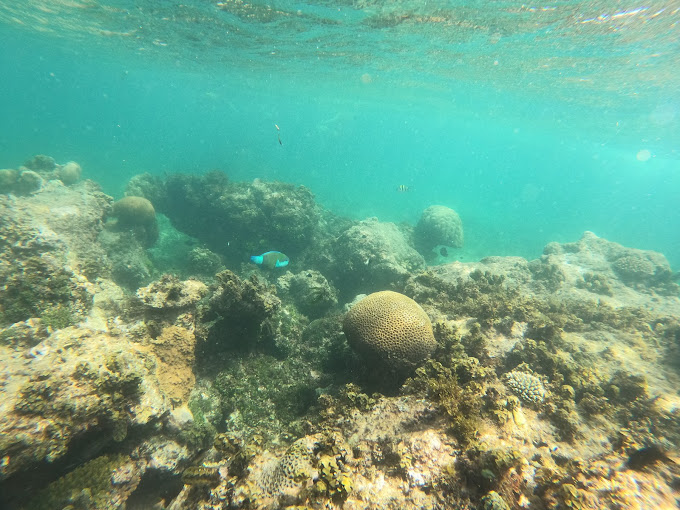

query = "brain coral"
(112, 196), (156, 226)
(343, 291), (436, 372)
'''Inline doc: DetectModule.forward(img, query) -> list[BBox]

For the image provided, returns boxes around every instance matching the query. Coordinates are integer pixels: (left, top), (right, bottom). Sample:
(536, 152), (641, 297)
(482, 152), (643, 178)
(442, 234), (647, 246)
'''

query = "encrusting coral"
(503, 371), (547, 405)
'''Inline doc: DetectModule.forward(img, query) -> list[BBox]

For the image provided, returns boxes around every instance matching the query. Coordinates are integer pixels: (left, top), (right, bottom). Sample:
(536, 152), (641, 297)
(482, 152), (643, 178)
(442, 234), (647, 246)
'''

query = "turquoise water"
(1, 1), (679, 266)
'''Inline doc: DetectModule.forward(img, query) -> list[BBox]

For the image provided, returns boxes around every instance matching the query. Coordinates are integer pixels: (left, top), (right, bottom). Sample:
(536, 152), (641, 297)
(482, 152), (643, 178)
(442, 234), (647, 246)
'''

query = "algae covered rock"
(16, 170), (43, 195)
(132, 171), (321, 265)
(136, 274), (207, 309)
(199, 270), (281, 349)
(277, 269), (338, 319)
(98, 229), (153, 290)
(23, 154), (57, 173)
(480, 490), (511, 510)
(0, 326), (168, 481)
(331, 218), (425, 297)
(0, 183), (111, 326)
(542, 231), (678, 296)
(414, 205), (463, 259)
(24, 454), (140, 510)
(343, 290), (436, 372)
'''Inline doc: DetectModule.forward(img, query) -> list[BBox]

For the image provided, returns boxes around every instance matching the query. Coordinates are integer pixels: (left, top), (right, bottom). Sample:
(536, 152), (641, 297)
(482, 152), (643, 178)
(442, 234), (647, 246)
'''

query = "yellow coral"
(343, 291), (436, 372)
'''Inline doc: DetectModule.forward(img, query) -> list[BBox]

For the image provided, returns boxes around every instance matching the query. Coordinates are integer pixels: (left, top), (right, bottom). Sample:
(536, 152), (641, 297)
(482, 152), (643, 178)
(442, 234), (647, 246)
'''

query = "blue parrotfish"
(250, 251), (289, 269)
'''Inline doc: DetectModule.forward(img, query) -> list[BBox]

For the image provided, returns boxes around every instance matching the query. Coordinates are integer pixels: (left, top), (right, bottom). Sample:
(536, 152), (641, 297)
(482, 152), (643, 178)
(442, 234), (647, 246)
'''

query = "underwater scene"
(1, 1), (680, 509)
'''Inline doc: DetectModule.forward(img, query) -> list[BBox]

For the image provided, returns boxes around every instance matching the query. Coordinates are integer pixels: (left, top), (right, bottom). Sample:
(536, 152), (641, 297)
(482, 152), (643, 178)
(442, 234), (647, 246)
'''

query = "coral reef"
(414, 205), (464, 260)
(23, 154), (58, 173)
(2, 156), (679, 510)
(251, 436), (316, 503)
(343, 291), (437, 374)
(16, 170), (43, 194)
(188, 246), (224, 276)
(111, 195), (157, 228)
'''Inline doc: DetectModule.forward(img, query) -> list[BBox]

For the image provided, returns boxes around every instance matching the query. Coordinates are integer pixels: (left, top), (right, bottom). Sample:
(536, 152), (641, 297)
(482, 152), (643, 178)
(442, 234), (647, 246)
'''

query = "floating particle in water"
(636, 149), (652, 162)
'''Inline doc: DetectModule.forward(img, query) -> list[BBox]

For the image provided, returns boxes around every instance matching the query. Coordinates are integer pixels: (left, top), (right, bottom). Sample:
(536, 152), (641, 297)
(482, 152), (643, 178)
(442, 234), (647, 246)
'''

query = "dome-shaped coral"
(414, 205), (463, 259)
(343, 291), (436, 372)
(111, 196), (158, 247)
(112, 196), (156, 226)
(57, 161), (82, 185)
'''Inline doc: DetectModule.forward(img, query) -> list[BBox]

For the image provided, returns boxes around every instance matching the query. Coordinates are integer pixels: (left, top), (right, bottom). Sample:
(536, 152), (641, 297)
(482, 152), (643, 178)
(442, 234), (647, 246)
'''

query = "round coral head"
(343, 291), (436, 372)
(112, 196), (156, 226)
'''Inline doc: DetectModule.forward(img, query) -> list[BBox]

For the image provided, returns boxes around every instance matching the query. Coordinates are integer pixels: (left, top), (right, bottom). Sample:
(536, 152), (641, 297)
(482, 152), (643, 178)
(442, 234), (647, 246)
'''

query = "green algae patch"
(26, 454), (128, 510)
(0, 257), (84, 327)
(403, 360), (483, 446)
(40, 305), (75, 331)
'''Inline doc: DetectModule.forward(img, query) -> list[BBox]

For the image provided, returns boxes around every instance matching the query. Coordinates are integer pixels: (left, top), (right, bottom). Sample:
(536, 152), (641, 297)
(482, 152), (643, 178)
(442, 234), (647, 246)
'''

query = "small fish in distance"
(396, 184), (411, 192)
(250, 251), (289, 269)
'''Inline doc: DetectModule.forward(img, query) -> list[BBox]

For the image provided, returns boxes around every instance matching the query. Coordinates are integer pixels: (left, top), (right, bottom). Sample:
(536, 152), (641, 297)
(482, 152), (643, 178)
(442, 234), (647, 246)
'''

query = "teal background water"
(1, 1), (679, 266)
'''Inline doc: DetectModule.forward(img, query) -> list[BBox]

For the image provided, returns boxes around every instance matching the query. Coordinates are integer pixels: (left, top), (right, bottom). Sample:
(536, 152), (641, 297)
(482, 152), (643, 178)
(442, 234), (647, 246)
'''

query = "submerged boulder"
(330, 218), (425, 298)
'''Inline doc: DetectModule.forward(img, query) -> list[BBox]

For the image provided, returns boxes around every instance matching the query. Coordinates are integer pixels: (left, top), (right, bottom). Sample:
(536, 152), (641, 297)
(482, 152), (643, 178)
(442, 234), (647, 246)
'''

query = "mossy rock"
(26, 454), (129, 510)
